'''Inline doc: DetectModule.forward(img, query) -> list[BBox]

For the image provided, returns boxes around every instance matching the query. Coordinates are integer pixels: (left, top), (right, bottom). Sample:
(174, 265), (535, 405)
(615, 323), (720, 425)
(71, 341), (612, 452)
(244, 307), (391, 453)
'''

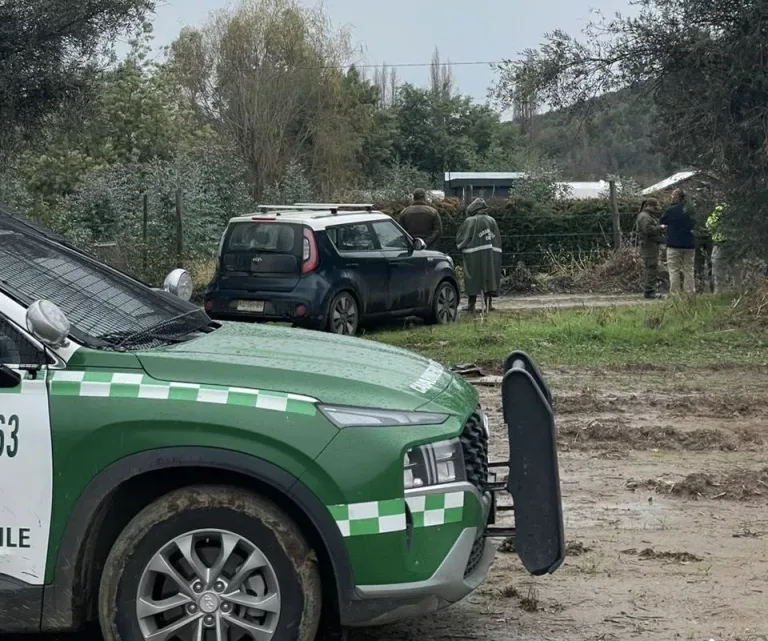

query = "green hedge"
(379, 197), (641, 271)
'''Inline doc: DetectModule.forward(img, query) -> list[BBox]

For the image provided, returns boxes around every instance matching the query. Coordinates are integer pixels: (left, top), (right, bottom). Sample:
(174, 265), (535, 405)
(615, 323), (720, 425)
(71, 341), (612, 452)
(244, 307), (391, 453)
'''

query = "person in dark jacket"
(398, 189), (443, 249)
(661, 188), (696, 294)
(635, 197), (665, 299)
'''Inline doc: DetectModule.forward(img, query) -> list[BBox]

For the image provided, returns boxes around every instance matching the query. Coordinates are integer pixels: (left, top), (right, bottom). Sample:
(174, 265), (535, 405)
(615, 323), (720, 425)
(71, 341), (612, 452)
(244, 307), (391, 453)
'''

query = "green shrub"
(379, 196), (640, 272)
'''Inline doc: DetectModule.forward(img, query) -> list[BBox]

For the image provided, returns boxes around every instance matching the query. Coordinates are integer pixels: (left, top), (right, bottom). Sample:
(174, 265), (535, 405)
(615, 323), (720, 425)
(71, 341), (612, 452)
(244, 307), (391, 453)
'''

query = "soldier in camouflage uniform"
(635, 197), (665, 299)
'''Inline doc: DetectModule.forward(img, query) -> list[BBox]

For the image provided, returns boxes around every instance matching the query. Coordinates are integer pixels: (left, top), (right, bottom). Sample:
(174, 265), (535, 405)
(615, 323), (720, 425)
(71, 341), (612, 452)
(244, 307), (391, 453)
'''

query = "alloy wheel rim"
(437, 285), (457, 323)
(332, 296), (357, 334)
(137, 529), (281, 641)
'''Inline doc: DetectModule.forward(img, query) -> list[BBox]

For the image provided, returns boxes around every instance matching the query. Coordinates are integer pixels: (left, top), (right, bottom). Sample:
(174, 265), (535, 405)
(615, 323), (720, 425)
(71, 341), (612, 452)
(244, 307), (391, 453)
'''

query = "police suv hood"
(137, 322), (456, 411)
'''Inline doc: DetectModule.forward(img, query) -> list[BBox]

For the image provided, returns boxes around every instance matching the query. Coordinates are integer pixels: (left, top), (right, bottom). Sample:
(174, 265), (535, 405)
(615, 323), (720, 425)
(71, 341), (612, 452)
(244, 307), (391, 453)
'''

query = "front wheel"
(98, 486), (322, 641)
(327, 291), (359, 335)
(427, 281), (459, 325)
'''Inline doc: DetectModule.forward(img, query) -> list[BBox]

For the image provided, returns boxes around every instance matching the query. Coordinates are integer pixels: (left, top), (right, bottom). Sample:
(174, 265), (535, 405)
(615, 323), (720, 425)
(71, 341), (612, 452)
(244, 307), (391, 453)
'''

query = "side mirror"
(0, 366), (21, 389)
(163, 269), (194, 301)
(26, 300), (70, 348)
(413, 238), (427, 251)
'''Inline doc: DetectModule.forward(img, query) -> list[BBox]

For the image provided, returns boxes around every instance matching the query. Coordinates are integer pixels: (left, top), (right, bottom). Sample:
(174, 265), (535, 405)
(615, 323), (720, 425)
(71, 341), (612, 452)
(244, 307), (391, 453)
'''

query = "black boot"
(464, 295), (477, 313)
(484, 294), (494, 311)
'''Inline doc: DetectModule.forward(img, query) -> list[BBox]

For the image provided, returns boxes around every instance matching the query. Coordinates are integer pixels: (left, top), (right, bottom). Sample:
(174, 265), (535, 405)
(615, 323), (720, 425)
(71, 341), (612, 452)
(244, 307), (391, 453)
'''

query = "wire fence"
(78, 191), (638, 287)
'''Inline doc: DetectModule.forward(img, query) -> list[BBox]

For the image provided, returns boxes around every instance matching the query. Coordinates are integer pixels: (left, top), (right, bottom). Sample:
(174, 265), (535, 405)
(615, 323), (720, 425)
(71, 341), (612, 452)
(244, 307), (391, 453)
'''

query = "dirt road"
(353, 366), (768, 641)
(19, 366), (768, 641)
(492, 293), (653, 312)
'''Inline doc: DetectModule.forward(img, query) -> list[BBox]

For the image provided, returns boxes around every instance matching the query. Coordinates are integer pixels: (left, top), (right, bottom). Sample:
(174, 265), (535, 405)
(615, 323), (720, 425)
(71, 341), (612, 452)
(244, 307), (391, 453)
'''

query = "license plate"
(237, 300), (265, 313)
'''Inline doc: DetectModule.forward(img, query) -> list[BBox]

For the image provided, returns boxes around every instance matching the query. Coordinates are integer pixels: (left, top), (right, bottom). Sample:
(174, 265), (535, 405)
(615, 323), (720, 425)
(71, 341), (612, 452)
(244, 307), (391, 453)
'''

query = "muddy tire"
(326, 291), (359, 335)
(426, 280), (459, 325)
(98, 485), (322, 641)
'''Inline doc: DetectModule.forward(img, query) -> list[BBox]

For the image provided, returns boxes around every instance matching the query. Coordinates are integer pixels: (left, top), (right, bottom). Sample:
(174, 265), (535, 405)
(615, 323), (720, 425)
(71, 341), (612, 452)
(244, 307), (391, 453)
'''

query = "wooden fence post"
(609, 179), (621, 250)
(175, 189), (184, 267)
(142, 193), (149, 276)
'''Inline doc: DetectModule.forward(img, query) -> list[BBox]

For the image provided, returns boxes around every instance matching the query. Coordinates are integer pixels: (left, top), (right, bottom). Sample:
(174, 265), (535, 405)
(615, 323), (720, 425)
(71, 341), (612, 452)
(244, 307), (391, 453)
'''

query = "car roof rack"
(293, 203), (373, 215)
(252, 204), (377, 220)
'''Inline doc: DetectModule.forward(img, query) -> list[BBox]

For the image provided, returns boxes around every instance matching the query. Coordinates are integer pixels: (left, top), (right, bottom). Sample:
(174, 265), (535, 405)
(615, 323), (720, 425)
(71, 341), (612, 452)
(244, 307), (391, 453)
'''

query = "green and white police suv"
(0, 206), (564, 641)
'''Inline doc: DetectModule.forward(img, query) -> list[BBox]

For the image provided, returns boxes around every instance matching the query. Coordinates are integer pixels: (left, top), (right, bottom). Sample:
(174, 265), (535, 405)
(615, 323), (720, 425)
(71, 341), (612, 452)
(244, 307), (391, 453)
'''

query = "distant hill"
(527, 88), (674, 186)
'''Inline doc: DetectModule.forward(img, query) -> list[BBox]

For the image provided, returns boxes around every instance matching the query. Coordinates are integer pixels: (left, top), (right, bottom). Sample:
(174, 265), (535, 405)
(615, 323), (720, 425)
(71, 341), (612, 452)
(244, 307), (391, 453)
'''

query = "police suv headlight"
(318, 405), (448, 428)
(403, 438), (466, 490)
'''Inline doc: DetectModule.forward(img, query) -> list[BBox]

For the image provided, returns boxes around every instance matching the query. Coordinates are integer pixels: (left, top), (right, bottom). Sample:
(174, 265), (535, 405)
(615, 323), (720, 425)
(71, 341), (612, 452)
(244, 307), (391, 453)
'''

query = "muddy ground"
(492, 293), (655, 312)
(22, 366), (768, 641)
(352, 366), (768, 641)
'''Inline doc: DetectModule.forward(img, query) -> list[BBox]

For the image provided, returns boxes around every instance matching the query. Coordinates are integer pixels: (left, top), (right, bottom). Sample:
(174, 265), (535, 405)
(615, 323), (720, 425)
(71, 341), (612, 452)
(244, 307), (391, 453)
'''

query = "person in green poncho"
(456, 198), (502, 313)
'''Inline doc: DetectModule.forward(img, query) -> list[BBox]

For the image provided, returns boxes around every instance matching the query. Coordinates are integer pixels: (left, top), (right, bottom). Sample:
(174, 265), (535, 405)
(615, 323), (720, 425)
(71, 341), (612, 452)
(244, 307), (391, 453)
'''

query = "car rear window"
(225, 222), (298, 253)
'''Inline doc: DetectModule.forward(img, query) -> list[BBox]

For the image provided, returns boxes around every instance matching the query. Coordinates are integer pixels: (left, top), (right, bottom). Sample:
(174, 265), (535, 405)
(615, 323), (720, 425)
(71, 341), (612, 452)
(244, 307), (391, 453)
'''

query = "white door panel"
(0, 370), (52, 585)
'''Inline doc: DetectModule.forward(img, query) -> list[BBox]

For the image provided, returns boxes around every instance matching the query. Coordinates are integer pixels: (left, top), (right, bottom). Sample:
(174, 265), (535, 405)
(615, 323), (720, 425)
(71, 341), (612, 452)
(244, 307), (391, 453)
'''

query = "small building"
(443, 172), (527, 201)
(641, 171), (701, 198)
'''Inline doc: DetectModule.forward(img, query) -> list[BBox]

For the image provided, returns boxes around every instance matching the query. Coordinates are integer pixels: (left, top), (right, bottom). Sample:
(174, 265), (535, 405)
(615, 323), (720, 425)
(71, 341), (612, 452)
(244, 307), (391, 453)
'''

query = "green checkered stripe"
(329, 491), (465, 537)
(48, 371), (318, 415)
(405, 491), (465, 528)
(328, 499), (406, 537)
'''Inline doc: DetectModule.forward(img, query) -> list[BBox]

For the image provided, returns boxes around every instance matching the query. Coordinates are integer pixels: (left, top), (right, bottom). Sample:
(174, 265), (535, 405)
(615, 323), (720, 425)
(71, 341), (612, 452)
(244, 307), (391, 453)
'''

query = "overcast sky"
(150, 0), (634, 103)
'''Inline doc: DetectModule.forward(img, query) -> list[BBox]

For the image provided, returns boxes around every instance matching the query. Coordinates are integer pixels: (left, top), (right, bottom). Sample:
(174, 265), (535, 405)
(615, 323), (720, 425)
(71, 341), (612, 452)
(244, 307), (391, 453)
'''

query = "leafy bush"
(261, 161), (316, 205)
(10, 143), (254, 286)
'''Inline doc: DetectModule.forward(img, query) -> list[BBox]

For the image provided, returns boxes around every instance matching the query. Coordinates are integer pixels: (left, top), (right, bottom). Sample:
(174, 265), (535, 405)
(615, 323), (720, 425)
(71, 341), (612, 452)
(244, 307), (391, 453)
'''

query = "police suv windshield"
(0, 209), (213, 350)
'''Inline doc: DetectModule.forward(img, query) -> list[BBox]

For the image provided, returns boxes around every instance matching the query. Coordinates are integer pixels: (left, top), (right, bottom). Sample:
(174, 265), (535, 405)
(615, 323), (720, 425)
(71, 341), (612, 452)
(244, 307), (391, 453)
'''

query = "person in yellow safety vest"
(706, 204), (743, 293)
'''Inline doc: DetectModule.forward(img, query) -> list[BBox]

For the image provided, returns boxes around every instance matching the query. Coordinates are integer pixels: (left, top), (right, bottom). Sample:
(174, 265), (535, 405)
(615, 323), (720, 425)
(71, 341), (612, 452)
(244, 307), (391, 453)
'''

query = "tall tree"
(167, 0), (363, 199)
(373, 63), (398, 107)
(393, 84), (516, 179)
(508, 52), (539, 142)
(0, 0), (154, 160)
(429, 47), (454, 99)
(494, 0), (768, 254)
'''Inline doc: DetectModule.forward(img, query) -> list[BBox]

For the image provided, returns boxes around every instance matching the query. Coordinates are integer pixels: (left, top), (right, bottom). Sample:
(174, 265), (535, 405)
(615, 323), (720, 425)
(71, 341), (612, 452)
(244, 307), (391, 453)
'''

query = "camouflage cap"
(467, 197), (488, 216)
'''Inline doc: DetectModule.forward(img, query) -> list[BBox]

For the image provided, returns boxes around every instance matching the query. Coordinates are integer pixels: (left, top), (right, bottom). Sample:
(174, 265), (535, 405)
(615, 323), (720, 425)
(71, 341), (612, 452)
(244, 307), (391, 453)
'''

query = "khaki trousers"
(667, 248), (695, 294)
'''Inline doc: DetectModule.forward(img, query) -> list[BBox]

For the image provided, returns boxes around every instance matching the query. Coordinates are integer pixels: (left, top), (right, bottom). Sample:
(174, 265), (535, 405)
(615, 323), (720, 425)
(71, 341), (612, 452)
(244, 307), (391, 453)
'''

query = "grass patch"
(370, 296), (768, 369)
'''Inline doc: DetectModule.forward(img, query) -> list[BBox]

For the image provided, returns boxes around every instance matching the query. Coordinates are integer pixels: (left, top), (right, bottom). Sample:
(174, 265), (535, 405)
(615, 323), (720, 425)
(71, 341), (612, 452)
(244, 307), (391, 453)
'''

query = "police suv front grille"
(464, 537), (486, 578)
(460, 410), (490, 578)
(460, 409), (489, 492)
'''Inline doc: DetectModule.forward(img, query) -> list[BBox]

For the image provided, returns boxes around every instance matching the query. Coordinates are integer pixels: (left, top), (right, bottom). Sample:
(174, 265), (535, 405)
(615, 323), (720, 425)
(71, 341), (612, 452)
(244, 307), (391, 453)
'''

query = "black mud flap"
(499, 351), (564, 575)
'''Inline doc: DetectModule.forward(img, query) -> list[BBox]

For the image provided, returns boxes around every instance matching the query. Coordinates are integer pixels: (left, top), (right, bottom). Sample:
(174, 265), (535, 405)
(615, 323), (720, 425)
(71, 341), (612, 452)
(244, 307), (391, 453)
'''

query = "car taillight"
(302, 228), (319, 274)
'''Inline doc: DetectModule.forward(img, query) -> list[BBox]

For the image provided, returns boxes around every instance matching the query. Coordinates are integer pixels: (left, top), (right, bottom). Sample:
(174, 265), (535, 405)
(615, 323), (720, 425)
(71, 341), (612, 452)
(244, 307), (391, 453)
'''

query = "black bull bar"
(482, 351), (565, 576)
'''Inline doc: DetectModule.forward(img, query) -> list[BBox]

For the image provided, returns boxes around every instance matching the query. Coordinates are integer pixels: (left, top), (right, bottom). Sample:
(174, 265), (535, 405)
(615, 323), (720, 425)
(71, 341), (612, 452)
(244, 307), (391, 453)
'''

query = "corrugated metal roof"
(641, 171), (698, 196)
(444, 172), (527, 181)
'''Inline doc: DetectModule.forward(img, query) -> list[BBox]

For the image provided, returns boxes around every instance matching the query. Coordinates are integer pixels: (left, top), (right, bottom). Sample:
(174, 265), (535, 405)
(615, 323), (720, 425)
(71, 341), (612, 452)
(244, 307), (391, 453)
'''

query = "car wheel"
(428, 281), (459, 325)
(98, 485), (322, 641)
(327, 292), (359, 335)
